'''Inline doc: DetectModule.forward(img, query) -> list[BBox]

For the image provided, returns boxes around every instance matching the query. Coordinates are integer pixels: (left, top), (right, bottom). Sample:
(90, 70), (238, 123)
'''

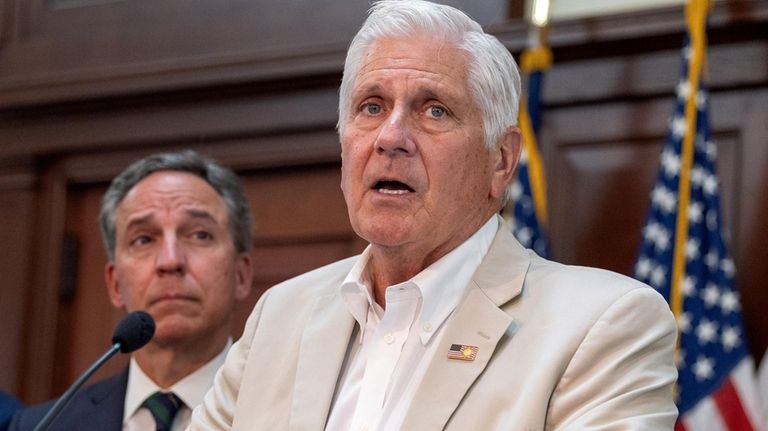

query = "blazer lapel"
(64, 370), (127, 431)
(401, 219), (531, 430)
(93, 369), (128, 431)
(289, 292), (355, 430)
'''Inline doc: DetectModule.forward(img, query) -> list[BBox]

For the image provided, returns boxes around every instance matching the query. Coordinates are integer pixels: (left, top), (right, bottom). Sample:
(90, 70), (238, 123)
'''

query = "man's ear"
(234, 253), (254, 302)
(105, 262), (125, 308)
(490, 126), (522, 200)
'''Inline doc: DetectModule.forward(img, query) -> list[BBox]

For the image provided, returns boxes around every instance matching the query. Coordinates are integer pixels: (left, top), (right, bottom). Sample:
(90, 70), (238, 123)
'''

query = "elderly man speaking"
(190, 1), (678, 429)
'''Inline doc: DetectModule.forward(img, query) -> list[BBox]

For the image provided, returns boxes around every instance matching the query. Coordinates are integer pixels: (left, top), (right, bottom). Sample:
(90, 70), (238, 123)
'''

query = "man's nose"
(156, 237), (185, 275)
(374, 108), (416, 156)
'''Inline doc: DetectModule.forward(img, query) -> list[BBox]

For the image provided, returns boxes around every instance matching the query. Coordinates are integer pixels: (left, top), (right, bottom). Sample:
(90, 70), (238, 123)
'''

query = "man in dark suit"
(10, 151), (254, 431)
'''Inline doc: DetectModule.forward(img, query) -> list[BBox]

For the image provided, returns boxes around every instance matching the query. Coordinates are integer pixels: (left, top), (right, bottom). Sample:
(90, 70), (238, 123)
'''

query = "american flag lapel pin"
(447, 344), (478, 361)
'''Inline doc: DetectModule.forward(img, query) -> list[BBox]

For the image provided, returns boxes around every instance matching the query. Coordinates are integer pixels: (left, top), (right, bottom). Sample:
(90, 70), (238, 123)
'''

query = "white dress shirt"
(326, 216), (498, 431)
(123, 340), (231, 431)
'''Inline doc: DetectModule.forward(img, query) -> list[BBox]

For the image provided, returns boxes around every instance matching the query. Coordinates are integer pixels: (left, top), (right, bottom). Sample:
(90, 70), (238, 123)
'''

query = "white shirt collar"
(123, 339), (231, 423)
(340, 216), (499, 345)
(414, 215), (497, 343)
(340, 246), (377, 343)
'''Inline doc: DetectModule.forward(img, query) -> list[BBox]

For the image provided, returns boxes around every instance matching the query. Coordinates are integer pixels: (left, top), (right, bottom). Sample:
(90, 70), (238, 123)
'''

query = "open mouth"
(374, 180), (415, 195)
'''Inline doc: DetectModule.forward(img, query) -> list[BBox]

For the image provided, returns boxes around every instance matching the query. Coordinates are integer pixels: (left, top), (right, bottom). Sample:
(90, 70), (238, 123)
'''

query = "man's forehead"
(119, 211), (223, 242)
(122, 172), (219, 203)
(122, 208), (217, 226)
(116, 172), (227, 223)
(356, 36), (469, 85)
(370, 34), (464, 61)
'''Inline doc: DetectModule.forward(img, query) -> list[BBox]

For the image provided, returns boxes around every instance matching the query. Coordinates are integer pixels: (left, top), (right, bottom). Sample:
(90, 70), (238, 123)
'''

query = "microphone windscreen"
(111, 311), (155, 353)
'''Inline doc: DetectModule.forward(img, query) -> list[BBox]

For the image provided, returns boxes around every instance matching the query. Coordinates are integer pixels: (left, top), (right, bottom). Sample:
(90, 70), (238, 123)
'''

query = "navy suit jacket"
(0, 391), (23, 431)
(8, 371), (127, 431)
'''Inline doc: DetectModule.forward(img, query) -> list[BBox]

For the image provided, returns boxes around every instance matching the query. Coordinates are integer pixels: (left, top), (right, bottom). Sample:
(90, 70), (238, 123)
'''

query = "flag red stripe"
(675, 420), (687, 431)
(712, 378), (754, 431)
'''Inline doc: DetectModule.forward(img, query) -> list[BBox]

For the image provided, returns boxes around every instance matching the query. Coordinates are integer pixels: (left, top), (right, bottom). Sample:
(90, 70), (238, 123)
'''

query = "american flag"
(447, 344), (478, 362)
(633, 25), (764, 431)
(511, 46), (550, 258)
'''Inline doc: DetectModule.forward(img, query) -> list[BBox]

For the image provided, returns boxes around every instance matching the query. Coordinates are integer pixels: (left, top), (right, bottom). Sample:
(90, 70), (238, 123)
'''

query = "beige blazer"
(190, 219), (678, 430)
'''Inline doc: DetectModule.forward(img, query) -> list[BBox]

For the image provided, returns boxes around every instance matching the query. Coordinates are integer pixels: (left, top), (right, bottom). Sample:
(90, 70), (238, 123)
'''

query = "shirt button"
(423, 323), (433, 332)
(383, 333), (395, 344)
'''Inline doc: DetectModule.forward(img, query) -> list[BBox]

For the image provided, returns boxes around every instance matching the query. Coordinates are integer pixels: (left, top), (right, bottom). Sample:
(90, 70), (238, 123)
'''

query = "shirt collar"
(123, 339), (232, 422)
(340, 246), (377, 343)
(414, 216), (498, 344)
(339, 216), (498, 345)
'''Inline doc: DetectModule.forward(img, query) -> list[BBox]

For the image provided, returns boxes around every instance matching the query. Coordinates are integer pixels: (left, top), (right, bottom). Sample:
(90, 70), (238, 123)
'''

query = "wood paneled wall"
(0, 0), (766, 403)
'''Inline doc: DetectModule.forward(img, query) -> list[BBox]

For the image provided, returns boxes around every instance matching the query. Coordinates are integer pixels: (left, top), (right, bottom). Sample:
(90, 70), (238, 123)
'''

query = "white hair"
(337, 0), (521, 153)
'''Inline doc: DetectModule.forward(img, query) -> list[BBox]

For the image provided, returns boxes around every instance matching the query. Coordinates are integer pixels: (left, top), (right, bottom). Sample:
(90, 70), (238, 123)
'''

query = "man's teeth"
(379, 188), (410, 195)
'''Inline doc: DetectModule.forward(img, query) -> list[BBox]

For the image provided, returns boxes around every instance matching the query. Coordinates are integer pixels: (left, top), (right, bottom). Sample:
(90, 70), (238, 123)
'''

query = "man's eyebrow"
(354, 84), (451, 103)
(124, 210), (217, 230)
(414, 87), (442, 101)
(354, 82), (384, 98)
(186, 209), (217, 223)
(125, 214), (154, 231)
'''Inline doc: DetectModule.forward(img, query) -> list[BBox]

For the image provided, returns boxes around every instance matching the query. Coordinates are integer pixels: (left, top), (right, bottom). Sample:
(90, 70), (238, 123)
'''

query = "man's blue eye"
(365, 104), (382, 115)
(430, 106), (446, 118)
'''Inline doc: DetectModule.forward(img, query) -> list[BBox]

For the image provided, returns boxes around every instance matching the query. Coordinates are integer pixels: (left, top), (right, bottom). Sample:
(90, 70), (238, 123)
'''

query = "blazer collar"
(88, 369), (129, 407)
(401, 217), (531, 429)
(472, 215), (531, 307)
(289, 291), (356, 431)
(71, 369), (128, 431)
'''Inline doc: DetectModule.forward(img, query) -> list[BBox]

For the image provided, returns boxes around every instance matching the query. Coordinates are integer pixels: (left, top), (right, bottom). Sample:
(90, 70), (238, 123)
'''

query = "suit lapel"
(86, 369), (127, 431)
(401, 219), (531, 429)
(289, 292), (355, 430)
(400, 288), (513, 430)
(45, 370), (127, 431)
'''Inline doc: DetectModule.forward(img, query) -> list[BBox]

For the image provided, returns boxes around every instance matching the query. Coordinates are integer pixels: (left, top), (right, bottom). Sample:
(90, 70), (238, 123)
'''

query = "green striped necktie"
(142, 391), (183, 431)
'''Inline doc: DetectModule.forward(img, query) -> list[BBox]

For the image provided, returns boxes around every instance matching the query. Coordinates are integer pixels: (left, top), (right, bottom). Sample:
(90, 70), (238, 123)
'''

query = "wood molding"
(56, 129), (343, 185)
(0, 85), (341, 160)
(1, 1), (765, 111)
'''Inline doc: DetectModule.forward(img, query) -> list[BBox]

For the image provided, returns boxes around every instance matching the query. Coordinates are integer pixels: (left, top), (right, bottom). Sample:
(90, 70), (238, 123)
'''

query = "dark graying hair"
(99, 150), (253, 261)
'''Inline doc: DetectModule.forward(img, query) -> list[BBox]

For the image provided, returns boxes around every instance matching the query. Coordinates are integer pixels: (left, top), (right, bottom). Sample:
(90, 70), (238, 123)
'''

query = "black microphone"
(33, 311), (155, 431)
(111, 310), (156, 353)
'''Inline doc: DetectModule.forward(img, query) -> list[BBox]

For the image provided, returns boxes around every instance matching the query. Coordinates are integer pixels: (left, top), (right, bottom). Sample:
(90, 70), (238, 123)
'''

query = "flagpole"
(670, 0), (712, 320)
(519, 0), (551, 227)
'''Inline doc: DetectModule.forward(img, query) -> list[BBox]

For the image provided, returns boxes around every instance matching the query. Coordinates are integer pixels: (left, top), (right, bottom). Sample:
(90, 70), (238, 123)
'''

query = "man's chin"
(355, 220), (414, 247)
(150, 321), (200, 347)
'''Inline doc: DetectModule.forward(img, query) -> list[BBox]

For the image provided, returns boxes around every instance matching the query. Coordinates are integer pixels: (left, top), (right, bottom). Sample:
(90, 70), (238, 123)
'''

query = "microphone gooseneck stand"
(32, 343), (122, 431)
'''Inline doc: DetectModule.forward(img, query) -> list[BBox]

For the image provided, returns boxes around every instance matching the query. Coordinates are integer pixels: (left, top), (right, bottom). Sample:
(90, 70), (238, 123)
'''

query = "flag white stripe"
(760, 350), (768, 431)
(731, 358), (766, 430)
(683, 396), (728, 431)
